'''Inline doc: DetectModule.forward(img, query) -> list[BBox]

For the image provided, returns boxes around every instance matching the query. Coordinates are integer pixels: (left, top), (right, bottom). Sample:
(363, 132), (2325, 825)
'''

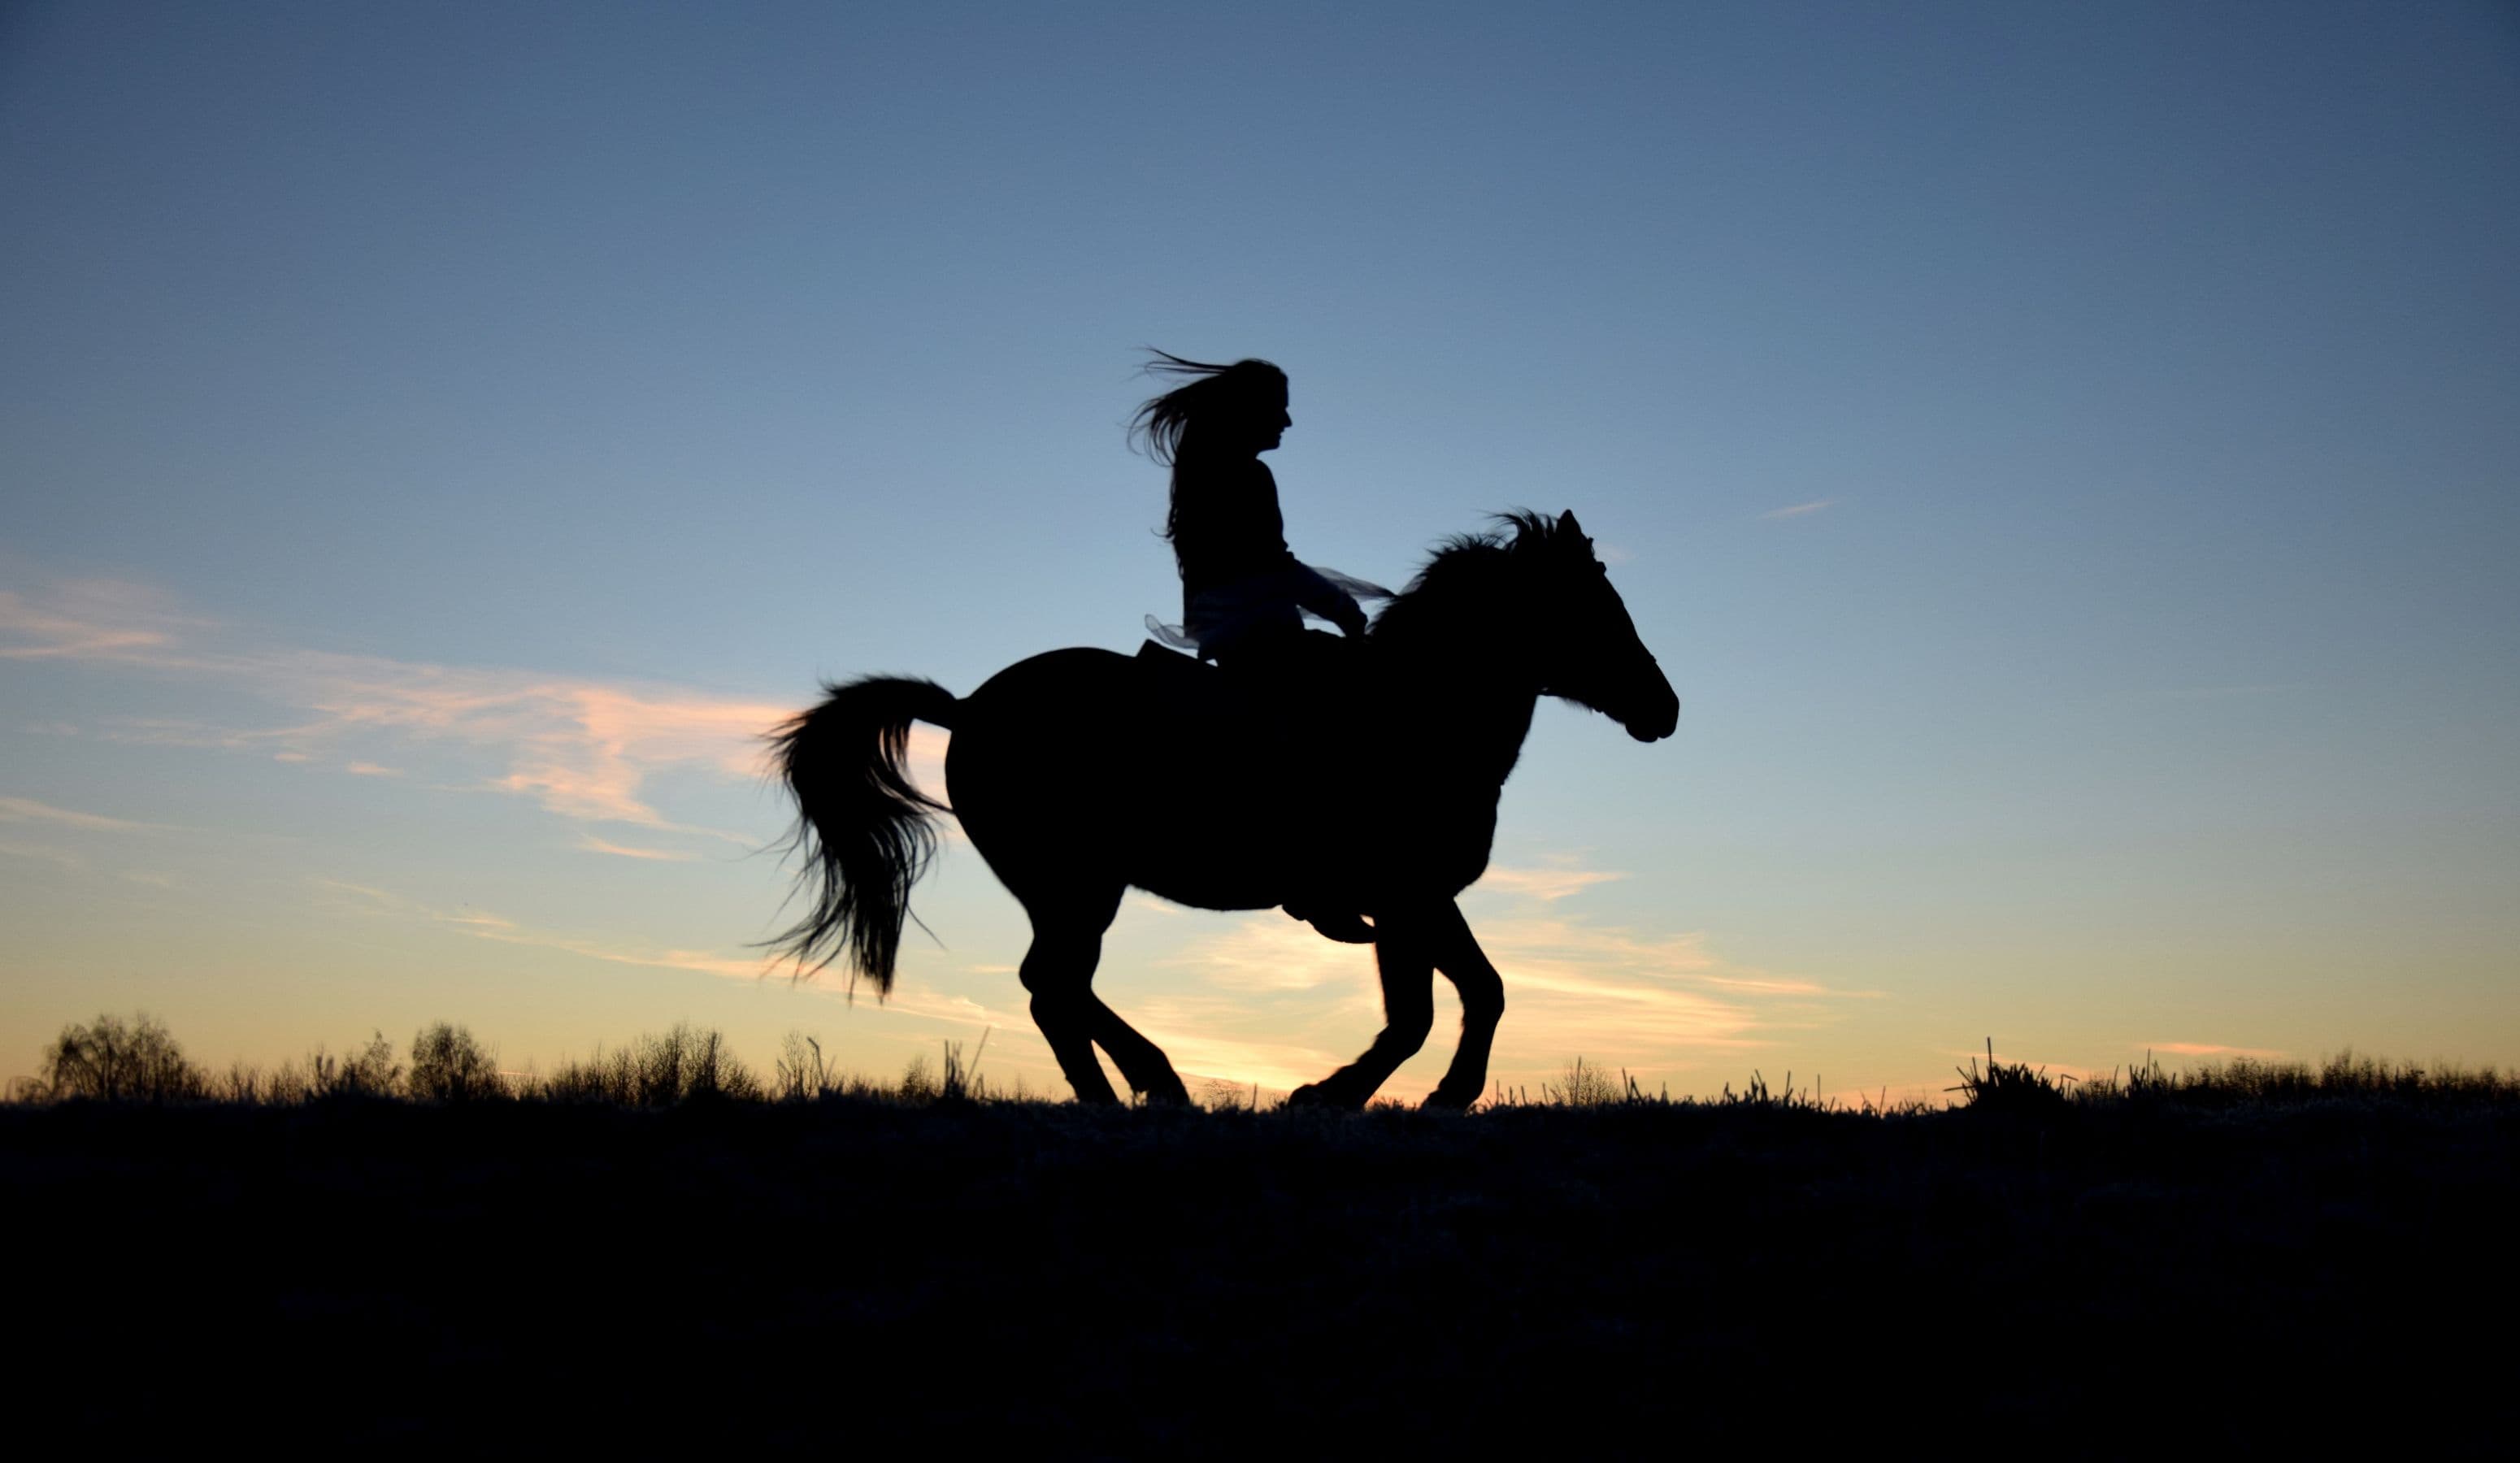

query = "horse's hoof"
(1287, 1082), (1361, 1110)
(1422, 1088), (1474, 1112)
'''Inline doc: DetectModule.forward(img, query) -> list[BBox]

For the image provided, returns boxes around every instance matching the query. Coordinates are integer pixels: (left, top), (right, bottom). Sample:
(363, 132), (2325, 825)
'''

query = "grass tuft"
(1948, 1038), (2071, 1114)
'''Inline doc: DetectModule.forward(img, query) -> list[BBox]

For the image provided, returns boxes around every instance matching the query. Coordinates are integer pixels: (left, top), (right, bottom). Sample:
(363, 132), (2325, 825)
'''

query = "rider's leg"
(1287, 906), (1376, 944)
(1247, 628), (1371, 940)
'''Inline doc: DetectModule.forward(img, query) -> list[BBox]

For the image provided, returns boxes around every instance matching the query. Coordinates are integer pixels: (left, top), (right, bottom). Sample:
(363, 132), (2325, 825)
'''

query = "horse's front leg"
(1285, 910), (1435, 1110)
(1424, 900), (1504, 1110)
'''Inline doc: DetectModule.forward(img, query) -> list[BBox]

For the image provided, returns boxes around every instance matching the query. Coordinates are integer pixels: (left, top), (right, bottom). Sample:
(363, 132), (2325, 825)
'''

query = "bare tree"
(37, 1013), (208, 1103)
(408, 1022), (502, 1102)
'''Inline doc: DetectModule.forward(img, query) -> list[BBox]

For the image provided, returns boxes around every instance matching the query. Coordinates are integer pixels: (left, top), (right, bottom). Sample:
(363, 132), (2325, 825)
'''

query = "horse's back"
(962, 645), (1136, 706)
(945, 645), (1299, 911)
(953, 645), (1223, 750)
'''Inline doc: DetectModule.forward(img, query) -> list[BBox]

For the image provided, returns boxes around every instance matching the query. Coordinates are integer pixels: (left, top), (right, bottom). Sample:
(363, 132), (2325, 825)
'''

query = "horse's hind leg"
(1019, 895), (1122, 1105)
(1083, 995), (1193, 1107)
(1017, 888), (1190, 1106)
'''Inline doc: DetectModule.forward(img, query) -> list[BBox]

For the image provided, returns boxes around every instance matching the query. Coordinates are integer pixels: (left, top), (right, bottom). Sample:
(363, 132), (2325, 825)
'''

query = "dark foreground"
(12, 1092), (2516, 1452)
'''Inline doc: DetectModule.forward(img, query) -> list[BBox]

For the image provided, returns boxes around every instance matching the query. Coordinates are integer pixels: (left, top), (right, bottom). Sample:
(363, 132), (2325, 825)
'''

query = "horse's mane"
(1371, 510), (1577, 641)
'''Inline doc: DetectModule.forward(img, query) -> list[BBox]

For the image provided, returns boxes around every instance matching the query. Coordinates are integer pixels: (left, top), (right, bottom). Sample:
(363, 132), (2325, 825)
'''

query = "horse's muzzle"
(1624, 682), (1680, 742)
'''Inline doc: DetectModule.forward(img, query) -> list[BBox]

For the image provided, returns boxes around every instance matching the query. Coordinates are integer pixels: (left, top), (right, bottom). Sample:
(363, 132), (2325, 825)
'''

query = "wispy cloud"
(3, 575), (815, 841)
(1148, 894), (1876, 1088)
(345, 762), (402, 778)
(1478, 864), (1627, 901)
(314, 876), (1017, 1036)
(315, 876), (763, 981)
(0, 582), (189, 660)
(0, 795), (154, 831)
(1761, 498), (1836, 519)
(577, 836), (697, 862)
(0, 840), (86, 869)
(1161, 914), (1377, 993)
(1121, 996), (1352, 1094)
(2150, 1041), (2287, 1059)
(1471, 918), (1775, 1056)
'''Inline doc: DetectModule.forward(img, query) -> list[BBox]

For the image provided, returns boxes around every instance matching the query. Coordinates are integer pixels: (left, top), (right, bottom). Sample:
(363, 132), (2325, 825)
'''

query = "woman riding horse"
(1132, 349), (1371, 667)
(772, 511), (1677, 1109)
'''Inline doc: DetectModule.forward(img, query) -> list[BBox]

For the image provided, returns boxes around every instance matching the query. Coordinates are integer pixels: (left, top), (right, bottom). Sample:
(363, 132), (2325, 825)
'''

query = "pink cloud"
(577, 836), (697, 862)
(0, 582), (187, 660)
(2, 574), (810, 837)
(1478, 864), (1627, 901)
(2149, 1041), (2288, 1059)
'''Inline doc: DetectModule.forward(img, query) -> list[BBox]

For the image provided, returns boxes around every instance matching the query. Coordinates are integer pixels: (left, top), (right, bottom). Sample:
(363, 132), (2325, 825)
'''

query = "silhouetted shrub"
(541, 1023), (761, 1105)
(641, 1022), (758, 1103)
(1545, 1056), (1625, 1107)
(895, 1053), (940, 1103)
(213, 1060), (267, 1104)
(303, 1031), (404, 1101)
(773, 1031), (839, 1101)
(534, 1049), (623, 1104)
(1202, 1078), (1260, 1111)
(408, 1022), (502, 1102)
(36, 1012), (208, 1103)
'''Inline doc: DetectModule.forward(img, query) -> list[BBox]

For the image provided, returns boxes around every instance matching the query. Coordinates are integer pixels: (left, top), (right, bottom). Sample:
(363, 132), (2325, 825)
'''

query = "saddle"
(1131, 634), (1369, 760)
(1132, 639), (1378, 944)
(1133, 636), (1211, 683)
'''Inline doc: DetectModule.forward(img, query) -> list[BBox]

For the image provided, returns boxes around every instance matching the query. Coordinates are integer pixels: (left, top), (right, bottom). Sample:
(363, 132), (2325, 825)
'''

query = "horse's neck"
(1372, 632), (1540, 798)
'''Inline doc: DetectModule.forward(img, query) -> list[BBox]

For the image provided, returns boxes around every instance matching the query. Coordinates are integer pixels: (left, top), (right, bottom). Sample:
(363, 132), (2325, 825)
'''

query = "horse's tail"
(768, 675), (959, 996)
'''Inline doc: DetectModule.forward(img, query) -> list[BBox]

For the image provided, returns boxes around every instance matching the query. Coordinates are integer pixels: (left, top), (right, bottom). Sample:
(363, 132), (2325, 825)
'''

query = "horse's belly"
(1126, 844), (1286, 913)
(944, 645), (1488, 915)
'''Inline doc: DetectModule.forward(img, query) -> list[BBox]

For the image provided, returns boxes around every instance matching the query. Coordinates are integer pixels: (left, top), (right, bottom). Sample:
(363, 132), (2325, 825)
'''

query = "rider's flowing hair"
(1128, 349), (1288, 543)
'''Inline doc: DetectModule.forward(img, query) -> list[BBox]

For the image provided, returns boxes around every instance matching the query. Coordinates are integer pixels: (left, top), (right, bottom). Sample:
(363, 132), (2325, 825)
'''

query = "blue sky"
(4, 2), (2515, 1099)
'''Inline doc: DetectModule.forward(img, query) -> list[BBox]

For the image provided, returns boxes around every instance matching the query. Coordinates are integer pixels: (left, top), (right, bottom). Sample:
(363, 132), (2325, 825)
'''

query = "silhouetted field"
(11, 1020), (2518, 1451)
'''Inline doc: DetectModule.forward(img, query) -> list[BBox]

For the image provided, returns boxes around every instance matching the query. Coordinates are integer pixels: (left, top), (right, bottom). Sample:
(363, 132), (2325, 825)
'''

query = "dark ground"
(11, 1093), (2516, 1453)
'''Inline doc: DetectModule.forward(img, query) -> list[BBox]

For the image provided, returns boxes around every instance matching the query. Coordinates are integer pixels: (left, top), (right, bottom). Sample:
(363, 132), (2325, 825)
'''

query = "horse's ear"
(1558, 509), (1582, 536)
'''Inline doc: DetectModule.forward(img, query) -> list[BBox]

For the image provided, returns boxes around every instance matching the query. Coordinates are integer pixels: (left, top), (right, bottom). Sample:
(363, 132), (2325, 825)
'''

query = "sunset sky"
(5, 2), (2515, 1102)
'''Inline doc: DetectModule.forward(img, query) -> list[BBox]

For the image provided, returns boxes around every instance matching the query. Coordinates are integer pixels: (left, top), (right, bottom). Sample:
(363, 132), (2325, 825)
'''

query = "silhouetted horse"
(772, 510), (1678, 1109)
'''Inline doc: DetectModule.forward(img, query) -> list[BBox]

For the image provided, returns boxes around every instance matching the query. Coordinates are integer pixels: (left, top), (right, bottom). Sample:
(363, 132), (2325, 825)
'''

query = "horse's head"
(1373, 510), (1679, 743)
(1519, 510), (1679, 742)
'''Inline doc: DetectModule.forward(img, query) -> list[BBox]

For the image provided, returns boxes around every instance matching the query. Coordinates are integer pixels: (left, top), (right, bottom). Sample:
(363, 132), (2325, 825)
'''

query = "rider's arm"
(1288, 563), (1370, 638)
